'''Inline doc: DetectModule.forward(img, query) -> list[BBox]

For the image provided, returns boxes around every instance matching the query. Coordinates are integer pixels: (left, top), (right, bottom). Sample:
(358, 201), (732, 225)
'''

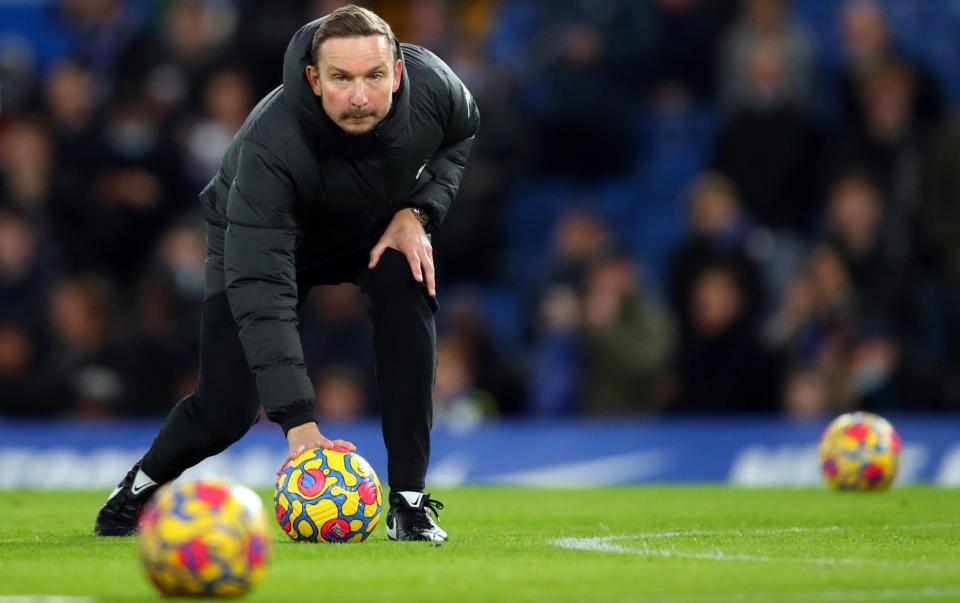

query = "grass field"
(1, 486), (959, 602)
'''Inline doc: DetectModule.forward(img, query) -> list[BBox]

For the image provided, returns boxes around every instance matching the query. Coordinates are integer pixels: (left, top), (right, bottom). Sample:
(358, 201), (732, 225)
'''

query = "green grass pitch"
(1, 486), (959, 602)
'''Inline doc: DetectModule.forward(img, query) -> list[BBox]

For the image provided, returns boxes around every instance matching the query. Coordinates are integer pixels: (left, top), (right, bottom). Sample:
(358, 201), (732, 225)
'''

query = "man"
(94, 4), (478, 543)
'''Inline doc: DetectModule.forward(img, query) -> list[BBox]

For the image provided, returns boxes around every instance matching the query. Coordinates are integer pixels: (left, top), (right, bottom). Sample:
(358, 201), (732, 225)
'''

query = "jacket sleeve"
(405, 69), (480, 231)
(224, 139), (316, 434)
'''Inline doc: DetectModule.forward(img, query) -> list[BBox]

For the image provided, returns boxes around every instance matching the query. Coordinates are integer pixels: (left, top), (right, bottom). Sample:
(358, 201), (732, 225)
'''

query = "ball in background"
(138, 478), (269, 597)
(274, 446), (382, 543)
(819, 411), (902, 491)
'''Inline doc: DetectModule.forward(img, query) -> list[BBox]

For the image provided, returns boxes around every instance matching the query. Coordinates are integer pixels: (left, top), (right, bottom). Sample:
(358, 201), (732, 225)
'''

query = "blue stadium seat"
(501, 178), (579, 281)
(0, 2), (71, 74)
(628, 106), (716, 291)
(442, 284), (524, 357)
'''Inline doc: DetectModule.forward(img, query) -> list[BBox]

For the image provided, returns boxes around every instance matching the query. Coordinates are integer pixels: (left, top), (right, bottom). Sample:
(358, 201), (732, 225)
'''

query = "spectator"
(528, 284), (581, 416)
(714, 38), (824, 233)
(540, 209), (615, 292)
(766, 246), (857, 362)
(524, 1), (653, 179)
(921, 118), (960, 272)
(833, 59), (932, 267)
(765, 246), (861, 413)
(314, 366), (368, 421)
(673, 263), (783, 413)
(57, 0), (146, 88)
(847, 328), (902, 412)
(86, 93), (187, 280)
(580, 252), (675, 414)
(43, 60), (99, 139)
(117, 272), (194, 416)
(649, 0), (736, 104)
(0, 27), (39, 115)
(40, 273), (126, 417)
(390, 0), (456, 58)
(42, 61), (102, 266)
(122, 0), (238, 111)
(836, 0), (944, 132)
(0, 117), (56, 213)
(823, 173), (904, 323)
(299, 284), (376, 407)
(667, 173), (764, 334)
(114, 218), (206, 415)
(0, 209), (57, 339)
(523, 209), (615, 342)
(783, 367), (831, 419)
(434, 335), (494, 430)
(719, 0), (815, 110)
(156, 217), (207, 305)
(180, 67), (254, 191)
(0, 209), (57, 414)
(0, 324), (38, 414)
(439, 293), (526, 416)
(908, 242), (960, 411)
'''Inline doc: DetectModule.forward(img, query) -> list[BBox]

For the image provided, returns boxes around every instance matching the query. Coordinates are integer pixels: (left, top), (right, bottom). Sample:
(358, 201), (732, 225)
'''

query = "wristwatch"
(409, 207), (429, 229)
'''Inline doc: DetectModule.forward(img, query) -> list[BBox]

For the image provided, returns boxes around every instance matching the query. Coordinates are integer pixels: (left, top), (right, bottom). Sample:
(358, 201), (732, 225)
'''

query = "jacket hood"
(281, 17), (408, 153)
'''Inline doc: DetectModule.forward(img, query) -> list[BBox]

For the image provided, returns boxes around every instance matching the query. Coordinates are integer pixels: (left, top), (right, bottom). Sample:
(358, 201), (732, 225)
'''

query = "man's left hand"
(368, 208), (436, 297)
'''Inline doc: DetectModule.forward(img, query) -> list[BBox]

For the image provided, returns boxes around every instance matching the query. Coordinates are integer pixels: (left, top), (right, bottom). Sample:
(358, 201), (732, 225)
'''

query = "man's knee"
(366, 249), (421, 296)
(363, 249), (439, 318)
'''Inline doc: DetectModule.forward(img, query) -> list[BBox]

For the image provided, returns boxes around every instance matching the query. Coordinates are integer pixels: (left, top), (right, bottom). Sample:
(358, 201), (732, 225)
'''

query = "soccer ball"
(137, 478), (269, 597)
(819, 411), (902, 491)
(274, 447), (382, 543)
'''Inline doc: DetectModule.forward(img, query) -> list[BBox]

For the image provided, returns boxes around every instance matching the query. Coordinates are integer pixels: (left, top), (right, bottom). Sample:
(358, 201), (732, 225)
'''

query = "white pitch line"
(0, 598), (97, 603)
(548, 523), (960, 571)
(627, 585), (960, 603)
(590, 526), (843, 540)
(595, 522), (959, 540)
(769, 586), (960, 603)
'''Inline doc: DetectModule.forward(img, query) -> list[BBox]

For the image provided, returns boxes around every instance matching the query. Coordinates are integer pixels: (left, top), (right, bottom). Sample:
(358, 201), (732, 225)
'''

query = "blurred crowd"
(2, 0), (960, 423)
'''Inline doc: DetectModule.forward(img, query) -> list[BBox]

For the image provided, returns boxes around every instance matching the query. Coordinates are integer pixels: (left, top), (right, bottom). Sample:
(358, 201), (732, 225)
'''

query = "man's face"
(306, 34), (402, 135)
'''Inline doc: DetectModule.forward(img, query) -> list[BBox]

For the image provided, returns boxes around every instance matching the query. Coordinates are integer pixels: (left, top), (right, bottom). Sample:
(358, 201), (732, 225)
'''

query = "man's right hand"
(281, 422), (356, 474)
(368, 208), (436, 297)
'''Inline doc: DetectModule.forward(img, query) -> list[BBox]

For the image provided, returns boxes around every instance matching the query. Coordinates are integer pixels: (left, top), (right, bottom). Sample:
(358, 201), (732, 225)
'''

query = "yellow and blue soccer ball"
(819, 411), (902, 491)
(137, 478), (269, 597)
(274, 447), (382, 543)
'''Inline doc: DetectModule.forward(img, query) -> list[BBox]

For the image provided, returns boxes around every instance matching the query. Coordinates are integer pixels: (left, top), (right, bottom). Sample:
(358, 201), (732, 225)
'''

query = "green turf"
(1, 486), (959, 602)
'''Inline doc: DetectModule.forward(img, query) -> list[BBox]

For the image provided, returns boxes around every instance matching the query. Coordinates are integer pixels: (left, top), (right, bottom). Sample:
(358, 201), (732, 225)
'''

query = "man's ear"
(305, 65), (322, 97)
(392, 59), (402, 93)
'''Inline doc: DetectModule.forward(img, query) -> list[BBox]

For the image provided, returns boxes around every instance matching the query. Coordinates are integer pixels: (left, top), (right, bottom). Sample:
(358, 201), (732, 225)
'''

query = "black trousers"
(140, 224), (437, 492)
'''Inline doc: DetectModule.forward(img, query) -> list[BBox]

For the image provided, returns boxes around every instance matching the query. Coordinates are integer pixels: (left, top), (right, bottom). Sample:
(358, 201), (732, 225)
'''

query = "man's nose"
(350, 82), (368, 106)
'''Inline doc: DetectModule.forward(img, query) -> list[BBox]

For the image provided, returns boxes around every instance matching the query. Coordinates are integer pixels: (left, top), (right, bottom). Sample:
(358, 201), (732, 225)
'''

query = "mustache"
(340, 109), (376, 119)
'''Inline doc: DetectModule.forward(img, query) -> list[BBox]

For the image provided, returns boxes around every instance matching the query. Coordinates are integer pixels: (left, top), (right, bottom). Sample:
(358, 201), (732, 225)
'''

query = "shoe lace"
(423, 495), (444, 520)
(406, 495), (445, 529)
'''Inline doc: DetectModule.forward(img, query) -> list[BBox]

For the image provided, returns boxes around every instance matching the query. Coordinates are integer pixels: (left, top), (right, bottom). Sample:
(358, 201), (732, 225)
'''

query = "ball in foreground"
(275, 446), (382, 542)
(819, 411), (902, 490)
(138, 478), (269, 597)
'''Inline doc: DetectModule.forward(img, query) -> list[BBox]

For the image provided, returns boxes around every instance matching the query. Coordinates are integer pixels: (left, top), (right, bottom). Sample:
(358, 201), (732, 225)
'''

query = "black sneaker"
(386, 491), (448, 542)
(94, 461), (159, 536)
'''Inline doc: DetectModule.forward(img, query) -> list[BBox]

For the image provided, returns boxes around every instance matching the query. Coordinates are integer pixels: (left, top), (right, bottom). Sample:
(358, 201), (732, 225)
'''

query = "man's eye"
(370, 73), (382, 80)
(333, 74), (346, 82)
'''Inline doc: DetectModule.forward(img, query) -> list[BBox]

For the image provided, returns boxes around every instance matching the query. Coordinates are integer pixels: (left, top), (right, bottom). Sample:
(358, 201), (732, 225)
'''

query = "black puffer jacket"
(197, 18), (479, 431)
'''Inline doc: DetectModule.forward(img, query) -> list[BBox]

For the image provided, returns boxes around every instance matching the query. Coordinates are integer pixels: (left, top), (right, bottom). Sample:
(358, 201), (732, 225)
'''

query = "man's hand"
(368, 208), (436, 297)
(280, 421), (356, 474)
